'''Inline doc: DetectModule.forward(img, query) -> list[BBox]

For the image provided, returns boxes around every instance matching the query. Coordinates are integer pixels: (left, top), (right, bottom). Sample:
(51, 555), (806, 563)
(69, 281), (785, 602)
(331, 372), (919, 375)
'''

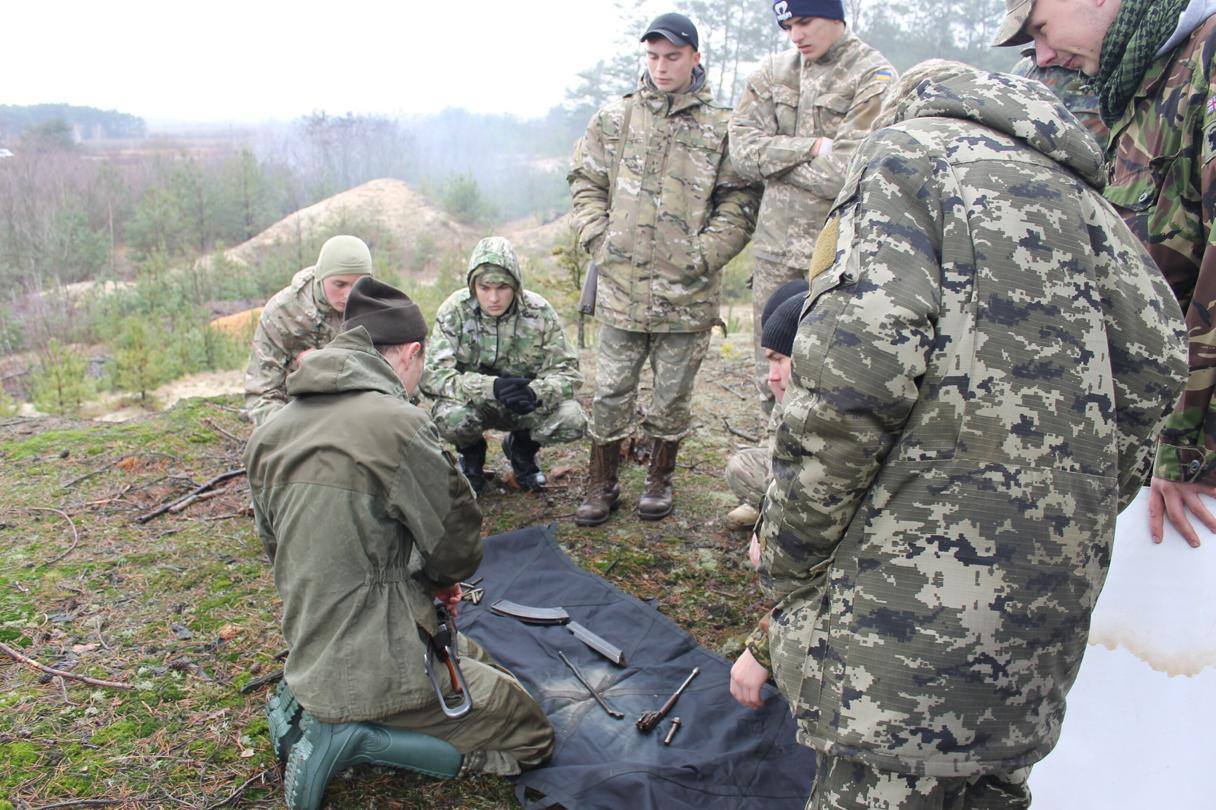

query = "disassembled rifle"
(421, 603), (472, 719)
(490, 599), (570, 625)
(558, 650), (624, 720)
(567, 620), (626, 666)
(636, 666), (699, 732)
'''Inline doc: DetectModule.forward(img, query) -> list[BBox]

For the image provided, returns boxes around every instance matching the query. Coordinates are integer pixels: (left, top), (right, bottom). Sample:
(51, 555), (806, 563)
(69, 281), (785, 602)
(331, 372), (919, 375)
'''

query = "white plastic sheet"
(1029, 488), (1216, 808)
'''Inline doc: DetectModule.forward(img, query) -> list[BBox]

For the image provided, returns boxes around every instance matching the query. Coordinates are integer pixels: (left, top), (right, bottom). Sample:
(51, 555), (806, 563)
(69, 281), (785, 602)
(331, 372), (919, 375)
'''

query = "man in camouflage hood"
(422, 236), (585, 495)
(243, 234), (373, 426)
(995, 0), (1216, 550)
(728, 61), (1185, 808)
(568, 12), (760, 525)
(729, 0), (895, 413)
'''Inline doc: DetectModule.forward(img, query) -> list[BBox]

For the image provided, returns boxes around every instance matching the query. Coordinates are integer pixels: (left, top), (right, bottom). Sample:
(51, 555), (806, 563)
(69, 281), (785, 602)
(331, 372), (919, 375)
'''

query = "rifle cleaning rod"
(558, 650), (624, 720)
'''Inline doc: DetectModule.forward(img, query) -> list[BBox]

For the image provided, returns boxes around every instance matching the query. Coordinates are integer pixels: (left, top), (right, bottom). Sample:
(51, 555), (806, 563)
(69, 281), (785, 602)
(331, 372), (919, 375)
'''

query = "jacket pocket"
(812, 92), (851, 136)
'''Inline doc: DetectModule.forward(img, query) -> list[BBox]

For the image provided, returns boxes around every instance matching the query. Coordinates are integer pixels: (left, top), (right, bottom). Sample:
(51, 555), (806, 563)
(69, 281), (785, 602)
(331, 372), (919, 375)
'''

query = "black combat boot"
(637, 438), (679, 520)
(574, 440), (623, 526)
(457, 438), (488, 496)
(502, 430), (546, 491)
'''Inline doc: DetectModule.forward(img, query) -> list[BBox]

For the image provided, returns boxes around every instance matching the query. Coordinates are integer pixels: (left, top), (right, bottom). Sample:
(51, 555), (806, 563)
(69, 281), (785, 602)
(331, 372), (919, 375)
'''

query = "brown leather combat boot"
(637, 438), (679, 520)
(574, 440), (622, 527)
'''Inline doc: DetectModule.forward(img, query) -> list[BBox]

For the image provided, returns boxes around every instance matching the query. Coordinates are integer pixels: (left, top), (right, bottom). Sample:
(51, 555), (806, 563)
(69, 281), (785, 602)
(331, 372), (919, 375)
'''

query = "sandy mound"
(501, 212), (578, 257)
(218, 178), (482, 269)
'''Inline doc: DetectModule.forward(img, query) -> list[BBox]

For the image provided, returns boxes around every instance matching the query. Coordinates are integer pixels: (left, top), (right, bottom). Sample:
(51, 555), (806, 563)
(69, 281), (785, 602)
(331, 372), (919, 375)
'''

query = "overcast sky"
(4, 1), (666, 126)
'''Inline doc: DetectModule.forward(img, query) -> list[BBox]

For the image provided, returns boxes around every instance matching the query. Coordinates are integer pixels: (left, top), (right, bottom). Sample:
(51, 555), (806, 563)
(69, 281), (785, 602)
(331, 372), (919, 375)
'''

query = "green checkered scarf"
(1096, 0), (1187, 125)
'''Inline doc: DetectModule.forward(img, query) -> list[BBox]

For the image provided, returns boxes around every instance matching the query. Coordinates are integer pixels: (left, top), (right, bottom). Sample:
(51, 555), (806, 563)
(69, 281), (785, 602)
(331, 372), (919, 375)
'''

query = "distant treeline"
(0, 104), (147, 144)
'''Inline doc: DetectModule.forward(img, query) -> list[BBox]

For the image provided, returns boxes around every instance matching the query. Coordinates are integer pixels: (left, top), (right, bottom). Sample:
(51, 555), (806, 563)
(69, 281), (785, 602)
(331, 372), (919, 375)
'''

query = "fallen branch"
(168, 486), (228, 514)
(0, 641), (133, 690)
(238, 668), (283, 694)
(714, 380), (748, 401)
(62, 461), (117, 489)
(722, 419), (759, 445)
(203, 768), (275, 810)
(136, 468), (245, 524)
(202, 417), (243, 445)
(27, 506), (80, 565)
(29, 800), (120, 809)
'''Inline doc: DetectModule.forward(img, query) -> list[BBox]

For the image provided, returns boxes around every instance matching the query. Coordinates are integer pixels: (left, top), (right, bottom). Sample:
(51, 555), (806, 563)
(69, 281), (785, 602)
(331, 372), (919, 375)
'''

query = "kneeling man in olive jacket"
(245, 277), (553, 803)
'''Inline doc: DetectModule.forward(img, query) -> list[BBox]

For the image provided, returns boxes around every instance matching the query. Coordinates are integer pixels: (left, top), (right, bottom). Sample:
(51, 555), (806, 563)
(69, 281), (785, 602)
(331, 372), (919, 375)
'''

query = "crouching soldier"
(244, 234), (374, 426)
(422, 236), (586, 494)
(245, 278), (554, 808)
(723, 279), (806, 530)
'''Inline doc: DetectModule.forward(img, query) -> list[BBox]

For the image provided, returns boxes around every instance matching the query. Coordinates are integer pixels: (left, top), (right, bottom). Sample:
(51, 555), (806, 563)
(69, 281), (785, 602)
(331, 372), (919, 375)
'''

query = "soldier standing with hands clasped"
(729, 0), (894, 412)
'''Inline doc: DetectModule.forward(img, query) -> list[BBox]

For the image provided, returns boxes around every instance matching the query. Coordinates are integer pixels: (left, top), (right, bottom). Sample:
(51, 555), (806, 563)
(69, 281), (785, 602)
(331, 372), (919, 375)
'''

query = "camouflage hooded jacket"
(244, 266), (343, 427)
(245, 327), (482, 722)
(568, 69), (760, 333)
(729, 33), (895, 271)
(420, 237), (581, 407)
(1103, 13), (1216, 484)
(758, 62), (1185, 777)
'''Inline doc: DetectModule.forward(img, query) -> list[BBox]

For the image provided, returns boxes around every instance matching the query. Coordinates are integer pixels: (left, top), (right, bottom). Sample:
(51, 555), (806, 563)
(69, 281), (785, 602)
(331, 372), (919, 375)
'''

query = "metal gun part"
(421, 604), (472, 719)
(558, 650), (624, 720)
(567, 621), (626, 666)
(490, 599), (570, 625)
(636, 666), (699, 732)
(663, 717), (682, 745)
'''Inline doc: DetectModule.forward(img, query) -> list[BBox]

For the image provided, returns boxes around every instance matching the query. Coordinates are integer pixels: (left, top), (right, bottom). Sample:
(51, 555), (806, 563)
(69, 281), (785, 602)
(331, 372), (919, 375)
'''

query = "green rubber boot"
(266, 679), (303, 764)
(284, 713), (463, 810)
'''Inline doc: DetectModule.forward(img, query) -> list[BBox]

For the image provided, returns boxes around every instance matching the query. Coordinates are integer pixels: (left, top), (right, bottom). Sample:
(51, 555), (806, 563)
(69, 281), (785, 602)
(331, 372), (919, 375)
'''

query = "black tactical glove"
(493, 376), (531, 402)
(503, 384), (538, 415)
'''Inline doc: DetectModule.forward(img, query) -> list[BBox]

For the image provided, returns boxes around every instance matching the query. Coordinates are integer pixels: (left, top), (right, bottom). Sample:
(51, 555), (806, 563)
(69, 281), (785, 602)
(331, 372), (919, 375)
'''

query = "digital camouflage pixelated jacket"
(420, 237), (581, 408)
(757, 62), (1185, 777)
(1011, 56), (1108, 146)
(1103, 14), (1216, 485)
(568, 69), (760, 333)
(245, 327), (482, 722)
(729, 34), (895, 271)
(244, 266), (343, 427)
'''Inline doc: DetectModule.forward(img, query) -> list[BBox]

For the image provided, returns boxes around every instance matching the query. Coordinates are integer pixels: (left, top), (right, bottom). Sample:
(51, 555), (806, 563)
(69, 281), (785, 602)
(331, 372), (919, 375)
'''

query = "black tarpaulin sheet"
(457, 523), (815, 810)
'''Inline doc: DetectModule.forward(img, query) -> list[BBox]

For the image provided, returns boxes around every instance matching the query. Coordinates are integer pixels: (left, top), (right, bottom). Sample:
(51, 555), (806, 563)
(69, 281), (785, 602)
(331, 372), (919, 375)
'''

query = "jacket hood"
(285, 326), (404, 399)
(875, 59), (1106, 188)
(1159, 0), (1216, 55)
(638, 64), (713, 113)
(465, 236), (523, 291)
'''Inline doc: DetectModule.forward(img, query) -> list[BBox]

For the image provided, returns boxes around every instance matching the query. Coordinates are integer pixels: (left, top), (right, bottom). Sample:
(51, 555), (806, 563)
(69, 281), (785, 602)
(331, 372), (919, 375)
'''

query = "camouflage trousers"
(430, 397), (587, 449)
(752, 258), (806, 412)
(725, 446), (771, 506)
(590, 324), (711, 443)
(378, 635), (554, 776)
(807, 754), (1031, 810)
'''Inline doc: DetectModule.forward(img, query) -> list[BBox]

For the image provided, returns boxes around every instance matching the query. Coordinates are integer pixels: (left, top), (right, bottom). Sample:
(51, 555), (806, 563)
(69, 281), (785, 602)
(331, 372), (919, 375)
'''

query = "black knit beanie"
(761, 281), (808, 357)
(342, 277), (428, 346)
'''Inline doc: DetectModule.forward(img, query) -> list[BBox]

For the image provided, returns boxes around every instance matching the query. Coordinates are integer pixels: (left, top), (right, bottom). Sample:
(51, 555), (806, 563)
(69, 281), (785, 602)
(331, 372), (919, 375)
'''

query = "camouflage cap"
(993, 0), (1034, 47)
(316, 235), (373, 281)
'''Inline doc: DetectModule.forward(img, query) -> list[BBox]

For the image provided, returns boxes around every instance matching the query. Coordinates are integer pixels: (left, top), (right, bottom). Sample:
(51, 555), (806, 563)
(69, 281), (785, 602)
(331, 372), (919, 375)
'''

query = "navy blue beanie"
(774, 0), (845, 26)
(761, 280), (809, 357)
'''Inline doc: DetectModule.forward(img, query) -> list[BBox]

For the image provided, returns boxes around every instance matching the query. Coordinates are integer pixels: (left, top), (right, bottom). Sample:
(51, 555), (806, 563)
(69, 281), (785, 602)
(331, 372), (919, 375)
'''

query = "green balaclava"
(313, 235), (373, 311)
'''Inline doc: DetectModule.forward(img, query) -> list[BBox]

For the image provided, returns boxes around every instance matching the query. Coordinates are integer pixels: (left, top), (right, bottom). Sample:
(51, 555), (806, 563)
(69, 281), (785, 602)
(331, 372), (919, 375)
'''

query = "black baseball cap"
(641, 12), (699, 51)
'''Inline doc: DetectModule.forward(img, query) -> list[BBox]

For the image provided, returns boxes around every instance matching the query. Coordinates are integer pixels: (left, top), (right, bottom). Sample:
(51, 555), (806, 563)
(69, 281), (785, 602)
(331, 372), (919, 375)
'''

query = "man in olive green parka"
(245, 278), (553, 803)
